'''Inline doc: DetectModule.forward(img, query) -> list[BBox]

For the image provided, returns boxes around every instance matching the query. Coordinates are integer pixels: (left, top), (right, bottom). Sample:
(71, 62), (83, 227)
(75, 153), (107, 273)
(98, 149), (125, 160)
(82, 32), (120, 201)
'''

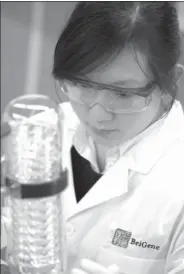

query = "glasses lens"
(62, 82), (97, 104)
(61, 81), (152, 113)
(103, 92), (150, 113)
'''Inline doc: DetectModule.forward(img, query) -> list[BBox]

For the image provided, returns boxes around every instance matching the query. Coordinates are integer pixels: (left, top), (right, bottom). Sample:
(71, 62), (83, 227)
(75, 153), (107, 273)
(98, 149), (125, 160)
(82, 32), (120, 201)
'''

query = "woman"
(52, 2), (184, 273)
(1, 2), (184, 274)
(52, 2), (184, 274)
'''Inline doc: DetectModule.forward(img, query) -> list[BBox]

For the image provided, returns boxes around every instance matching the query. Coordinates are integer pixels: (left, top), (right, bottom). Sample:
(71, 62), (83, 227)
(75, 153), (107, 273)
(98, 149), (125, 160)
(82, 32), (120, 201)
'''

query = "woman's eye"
(73, 82), (91, 89)
(80, 83), (91, 88)
(72, 82), (81, 87)
(114, 92), (131, 98)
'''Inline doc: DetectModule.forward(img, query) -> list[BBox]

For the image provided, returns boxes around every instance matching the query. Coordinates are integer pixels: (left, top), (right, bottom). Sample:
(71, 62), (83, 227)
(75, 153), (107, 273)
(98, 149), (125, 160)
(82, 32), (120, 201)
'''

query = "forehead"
(86, 47), (152, 85)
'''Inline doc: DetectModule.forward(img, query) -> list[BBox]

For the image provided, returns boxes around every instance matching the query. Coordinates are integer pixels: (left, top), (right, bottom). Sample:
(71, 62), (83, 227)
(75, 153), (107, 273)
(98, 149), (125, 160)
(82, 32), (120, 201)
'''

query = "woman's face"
(69, 48), (162, 147)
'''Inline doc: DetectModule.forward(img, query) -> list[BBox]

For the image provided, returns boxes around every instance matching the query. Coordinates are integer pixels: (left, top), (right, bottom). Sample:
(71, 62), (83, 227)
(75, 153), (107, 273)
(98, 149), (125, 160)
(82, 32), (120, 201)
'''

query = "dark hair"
(53, 2), (181, 107)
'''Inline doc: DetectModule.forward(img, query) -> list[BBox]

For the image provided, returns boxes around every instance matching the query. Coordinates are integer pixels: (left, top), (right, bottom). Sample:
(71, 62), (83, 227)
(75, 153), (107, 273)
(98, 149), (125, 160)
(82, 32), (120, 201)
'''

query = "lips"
(89, 126), (115, 136)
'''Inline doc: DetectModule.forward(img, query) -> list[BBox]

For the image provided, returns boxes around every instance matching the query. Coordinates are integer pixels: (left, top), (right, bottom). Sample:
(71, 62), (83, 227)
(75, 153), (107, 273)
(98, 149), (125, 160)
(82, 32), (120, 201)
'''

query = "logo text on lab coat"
(130, 238), (160, 250)
(112, 229), (160, 250)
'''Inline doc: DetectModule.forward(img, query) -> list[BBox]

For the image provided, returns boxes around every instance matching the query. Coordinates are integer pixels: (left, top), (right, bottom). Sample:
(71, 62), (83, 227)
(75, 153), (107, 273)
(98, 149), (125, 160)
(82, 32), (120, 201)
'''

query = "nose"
(88, 103), (113, 128)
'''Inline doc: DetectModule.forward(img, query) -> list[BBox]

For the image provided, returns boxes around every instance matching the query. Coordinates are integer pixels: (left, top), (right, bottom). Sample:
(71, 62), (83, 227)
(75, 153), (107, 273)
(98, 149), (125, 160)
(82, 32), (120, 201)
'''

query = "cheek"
(70, 101), (88, 122)
(115, 94), (161, 136)
(115, 114), (140, 132)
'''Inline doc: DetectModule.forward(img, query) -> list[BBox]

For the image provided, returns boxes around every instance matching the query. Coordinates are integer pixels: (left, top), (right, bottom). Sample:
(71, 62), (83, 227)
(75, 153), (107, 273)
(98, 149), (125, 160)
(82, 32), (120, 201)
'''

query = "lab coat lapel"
(63, 146), (129, 219)
(60, 104), (130, 218)
(74, 156), (129, 215)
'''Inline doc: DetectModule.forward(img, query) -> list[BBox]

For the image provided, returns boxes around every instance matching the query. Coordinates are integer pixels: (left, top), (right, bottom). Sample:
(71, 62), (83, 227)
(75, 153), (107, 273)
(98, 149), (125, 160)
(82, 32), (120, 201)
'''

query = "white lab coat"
(1, 100), (184, 274)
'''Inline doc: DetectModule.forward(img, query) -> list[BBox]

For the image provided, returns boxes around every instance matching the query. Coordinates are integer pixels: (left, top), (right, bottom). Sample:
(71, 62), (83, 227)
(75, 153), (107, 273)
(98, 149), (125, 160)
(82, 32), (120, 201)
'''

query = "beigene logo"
(112, 228), (160, 251)
(130, 238), (160, 250)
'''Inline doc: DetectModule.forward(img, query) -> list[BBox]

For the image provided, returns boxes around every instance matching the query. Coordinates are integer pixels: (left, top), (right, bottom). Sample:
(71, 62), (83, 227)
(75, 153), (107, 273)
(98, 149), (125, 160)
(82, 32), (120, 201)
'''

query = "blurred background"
(1, 1), (184, 114)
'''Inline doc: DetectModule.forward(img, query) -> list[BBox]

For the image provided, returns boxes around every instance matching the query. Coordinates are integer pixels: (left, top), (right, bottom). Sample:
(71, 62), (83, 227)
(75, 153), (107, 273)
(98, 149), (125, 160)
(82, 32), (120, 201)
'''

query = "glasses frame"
(65, 77), (156, 96)
(57, 77), (157, 114)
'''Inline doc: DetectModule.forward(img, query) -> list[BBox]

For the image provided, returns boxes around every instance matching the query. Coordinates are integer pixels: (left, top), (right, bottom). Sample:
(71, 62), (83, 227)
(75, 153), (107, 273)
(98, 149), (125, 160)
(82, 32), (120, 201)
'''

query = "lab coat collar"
(74, 154), (130, 214)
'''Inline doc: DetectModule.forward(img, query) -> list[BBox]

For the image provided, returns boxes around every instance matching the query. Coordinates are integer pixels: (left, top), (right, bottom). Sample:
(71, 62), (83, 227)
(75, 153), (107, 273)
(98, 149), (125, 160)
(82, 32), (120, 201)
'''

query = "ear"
(175, 64), (184, 82)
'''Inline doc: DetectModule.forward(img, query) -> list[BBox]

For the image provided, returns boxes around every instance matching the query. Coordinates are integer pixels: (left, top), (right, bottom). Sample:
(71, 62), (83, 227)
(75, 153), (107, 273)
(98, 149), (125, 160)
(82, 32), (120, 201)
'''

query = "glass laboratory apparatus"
(1, 94), (67, 274)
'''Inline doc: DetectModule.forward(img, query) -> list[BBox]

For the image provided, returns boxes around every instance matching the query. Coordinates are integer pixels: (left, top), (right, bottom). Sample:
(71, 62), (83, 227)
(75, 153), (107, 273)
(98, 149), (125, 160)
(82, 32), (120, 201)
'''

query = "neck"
(94, 143), (109, 172)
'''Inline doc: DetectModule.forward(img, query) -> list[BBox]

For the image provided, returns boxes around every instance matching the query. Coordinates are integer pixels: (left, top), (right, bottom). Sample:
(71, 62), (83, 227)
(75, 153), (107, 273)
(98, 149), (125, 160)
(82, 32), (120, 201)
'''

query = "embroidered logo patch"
(112, 228), (132, 248)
